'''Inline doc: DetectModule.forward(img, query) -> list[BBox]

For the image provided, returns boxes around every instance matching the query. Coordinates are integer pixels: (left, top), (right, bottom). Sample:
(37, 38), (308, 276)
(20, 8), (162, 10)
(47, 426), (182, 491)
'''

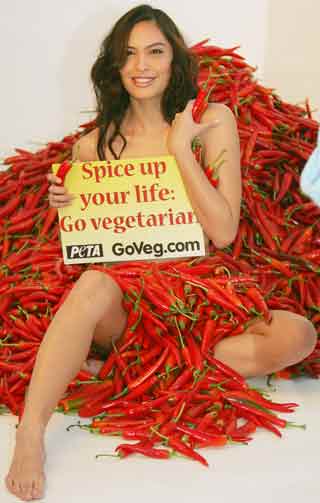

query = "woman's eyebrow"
(127, 42), (167, 49)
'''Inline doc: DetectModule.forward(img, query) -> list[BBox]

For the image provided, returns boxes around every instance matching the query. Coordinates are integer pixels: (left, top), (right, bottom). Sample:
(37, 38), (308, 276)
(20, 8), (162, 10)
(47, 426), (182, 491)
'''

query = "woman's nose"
(135, 53), (148, 71)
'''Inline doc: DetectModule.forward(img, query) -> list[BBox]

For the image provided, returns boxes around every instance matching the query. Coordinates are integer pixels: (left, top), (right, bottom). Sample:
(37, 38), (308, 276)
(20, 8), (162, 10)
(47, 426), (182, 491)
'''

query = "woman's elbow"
(210, 225), (239, 249)
(212, 237), (233, 250)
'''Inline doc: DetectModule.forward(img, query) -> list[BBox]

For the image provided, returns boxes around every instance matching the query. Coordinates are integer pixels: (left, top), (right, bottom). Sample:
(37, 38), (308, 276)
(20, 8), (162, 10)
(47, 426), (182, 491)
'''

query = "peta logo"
(66, 244), (103, 259)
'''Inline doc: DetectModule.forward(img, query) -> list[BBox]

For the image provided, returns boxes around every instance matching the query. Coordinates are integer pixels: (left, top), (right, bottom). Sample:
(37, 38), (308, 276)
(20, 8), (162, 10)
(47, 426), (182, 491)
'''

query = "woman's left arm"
(168, 101), (241, 249)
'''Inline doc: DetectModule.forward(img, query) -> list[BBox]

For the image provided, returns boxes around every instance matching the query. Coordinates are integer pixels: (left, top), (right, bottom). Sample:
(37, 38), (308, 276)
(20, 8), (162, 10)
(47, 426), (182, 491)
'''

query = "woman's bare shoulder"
(72, 128), (99, 161)
(199, 102), (239, 149)
(204, 102), (236, 124)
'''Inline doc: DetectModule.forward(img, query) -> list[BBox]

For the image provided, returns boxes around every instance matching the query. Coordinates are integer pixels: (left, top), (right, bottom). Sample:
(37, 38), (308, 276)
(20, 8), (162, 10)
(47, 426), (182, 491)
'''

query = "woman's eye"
(151, 48), (163, 54)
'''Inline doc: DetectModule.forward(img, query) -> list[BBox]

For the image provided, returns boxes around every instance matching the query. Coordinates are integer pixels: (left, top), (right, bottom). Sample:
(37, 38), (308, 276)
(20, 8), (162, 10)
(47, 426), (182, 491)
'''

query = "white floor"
(1, 376), (319, 503)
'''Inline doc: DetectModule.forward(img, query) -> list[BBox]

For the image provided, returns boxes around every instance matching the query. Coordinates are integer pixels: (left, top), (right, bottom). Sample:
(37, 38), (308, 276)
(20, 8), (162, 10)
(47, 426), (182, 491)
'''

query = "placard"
(52, 156), (206, 264)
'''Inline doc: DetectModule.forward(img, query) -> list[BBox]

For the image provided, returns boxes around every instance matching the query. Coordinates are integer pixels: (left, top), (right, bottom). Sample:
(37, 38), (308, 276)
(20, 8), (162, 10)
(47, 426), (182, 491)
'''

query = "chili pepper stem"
(174, 317), (185, 348)
(227, 437), (249, 445)
(285, 421), (306, 430)
(150, 426), (169, 442)
(174, 401), (186, 422)
(95, 453), (120, 459)
(66, 422), (98, 433)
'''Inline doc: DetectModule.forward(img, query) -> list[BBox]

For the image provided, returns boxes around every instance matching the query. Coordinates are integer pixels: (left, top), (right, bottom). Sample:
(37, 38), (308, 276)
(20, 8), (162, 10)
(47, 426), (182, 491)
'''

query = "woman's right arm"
(47, 129), (98, 208)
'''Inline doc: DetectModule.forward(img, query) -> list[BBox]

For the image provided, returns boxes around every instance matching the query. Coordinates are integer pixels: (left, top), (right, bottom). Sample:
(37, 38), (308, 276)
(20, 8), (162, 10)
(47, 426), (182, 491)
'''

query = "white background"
(2, 377), (320, 502)
(1, 0), (270, 156)
(2, 1), (319, 158)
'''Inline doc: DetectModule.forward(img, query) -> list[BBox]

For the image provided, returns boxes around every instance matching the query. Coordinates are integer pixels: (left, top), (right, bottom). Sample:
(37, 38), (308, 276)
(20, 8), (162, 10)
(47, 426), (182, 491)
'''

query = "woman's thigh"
(90, 271), (128, 351)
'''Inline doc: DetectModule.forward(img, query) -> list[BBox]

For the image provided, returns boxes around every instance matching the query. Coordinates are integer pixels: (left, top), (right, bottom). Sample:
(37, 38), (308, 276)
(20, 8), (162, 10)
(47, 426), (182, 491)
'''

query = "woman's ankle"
(17, 418), (46, 437)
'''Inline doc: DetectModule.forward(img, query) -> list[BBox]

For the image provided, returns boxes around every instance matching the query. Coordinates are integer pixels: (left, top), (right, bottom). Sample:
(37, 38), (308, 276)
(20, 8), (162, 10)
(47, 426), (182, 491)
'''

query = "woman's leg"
(214, 309), (317, 378)
(5, 270), (127, 502)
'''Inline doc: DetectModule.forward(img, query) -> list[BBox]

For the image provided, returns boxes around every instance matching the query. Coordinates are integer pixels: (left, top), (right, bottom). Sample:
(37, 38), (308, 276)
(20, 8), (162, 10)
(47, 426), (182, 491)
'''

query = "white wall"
(264, 0), (320, 122)
(0, 0), (268, 157)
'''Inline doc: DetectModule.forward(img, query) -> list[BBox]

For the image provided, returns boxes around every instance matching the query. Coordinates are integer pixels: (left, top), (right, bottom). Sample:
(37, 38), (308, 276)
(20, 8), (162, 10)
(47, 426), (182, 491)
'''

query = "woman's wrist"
(172, 143), (193, 163)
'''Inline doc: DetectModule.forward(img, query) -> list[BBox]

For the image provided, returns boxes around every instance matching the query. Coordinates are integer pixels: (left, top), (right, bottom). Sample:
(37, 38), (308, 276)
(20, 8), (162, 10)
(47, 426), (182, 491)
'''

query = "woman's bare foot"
(5, 425), (46, 501)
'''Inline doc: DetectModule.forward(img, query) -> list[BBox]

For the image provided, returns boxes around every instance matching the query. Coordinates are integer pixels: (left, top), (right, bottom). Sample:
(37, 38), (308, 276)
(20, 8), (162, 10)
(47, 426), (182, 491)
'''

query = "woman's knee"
(292, 314), (317, 359)
(268, 310), (317, 368)
(248, 310), (317, 374)
(73, 269), (123, 316)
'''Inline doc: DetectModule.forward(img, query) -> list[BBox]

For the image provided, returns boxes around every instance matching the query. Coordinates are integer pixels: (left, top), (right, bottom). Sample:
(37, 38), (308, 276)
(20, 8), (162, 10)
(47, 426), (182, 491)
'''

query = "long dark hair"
(90, 4), (198, 160)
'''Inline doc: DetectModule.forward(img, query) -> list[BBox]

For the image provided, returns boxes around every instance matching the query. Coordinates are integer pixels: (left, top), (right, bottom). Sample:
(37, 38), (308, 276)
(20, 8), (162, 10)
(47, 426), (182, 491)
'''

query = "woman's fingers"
(48, 194), (74, 208)
(48, 184), (66, 196)
(47, 173), (62, 185)
(47, 173), (75, 208)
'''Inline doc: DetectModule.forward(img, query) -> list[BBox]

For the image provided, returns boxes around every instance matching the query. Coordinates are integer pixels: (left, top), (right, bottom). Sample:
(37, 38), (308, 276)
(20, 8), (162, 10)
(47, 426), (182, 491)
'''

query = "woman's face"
(119, 20), (173, 101)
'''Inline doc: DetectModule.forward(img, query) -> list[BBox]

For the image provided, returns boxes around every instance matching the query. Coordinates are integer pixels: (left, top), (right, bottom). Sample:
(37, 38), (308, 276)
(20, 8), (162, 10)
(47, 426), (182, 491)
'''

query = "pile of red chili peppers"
(0, 39), (319, 465)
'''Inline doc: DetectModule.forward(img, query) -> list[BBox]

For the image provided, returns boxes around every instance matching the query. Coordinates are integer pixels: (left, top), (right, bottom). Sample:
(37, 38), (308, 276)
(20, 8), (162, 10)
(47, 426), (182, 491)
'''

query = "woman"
(5, 4), (317, 501)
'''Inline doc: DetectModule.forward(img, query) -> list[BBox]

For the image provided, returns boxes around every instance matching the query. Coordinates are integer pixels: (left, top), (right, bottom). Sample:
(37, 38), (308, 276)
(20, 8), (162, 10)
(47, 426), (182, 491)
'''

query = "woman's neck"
(122, 99), (169, 137)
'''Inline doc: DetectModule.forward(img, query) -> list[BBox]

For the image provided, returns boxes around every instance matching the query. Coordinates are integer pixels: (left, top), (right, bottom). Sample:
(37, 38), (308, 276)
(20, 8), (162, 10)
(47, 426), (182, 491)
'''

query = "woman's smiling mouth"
(132, 77), (156, 87)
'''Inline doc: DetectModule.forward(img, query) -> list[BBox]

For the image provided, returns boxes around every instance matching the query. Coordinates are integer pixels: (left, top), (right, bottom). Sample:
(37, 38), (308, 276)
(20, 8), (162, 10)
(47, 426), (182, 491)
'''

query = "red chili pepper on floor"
(168, 435), (209, 466)
(206, 355), (247, 389)
(115, 441), (170, 460)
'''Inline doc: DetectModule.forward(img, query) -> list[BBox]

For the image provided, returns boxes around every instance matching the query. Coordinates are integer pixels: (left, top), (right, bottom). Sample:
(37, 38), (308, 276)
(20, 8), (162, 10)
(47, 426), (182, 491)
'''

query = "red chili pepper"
(113, 367), (125, 395)
(167, 367), (192, 391)
(206, 288), (248, 321)
(98, 353), (116, 379)
(0, 193), (21, 219)
(206, 355), (247, 388)
(257, 251), (293, 278)
(185, 333), (203, 371)
(3, 376), (19, 415)
(54, 160), (72, 185)
(168, 435), (209, 467)
(127, 347), (169, 390)
(39, 208), (58, 237)
(115, 441), (170, 460)
(176, 424), (227, 445)
(257, 417), (282, 437)
(225, 399), (287, 429)
(192, 76), (215, 123)
(223, 390), (297, 414)
(245, 286), (272, 323)
(201, 318), (216, 355)
(78, 385), (115, 417)
(124, 374), (159, 400)
(243, 130), (258, 165)
(272, 171), (293, 206)
(289, 224), (315, 255)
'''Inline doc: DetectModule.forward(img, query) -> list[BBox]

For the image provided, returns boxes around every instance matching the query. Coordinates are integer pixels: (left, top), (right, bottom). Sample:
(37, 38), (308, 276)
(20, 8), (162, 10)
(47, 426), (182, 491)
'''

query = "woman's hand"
(47, 173), (75, 208)
(167, 100), (220, 157)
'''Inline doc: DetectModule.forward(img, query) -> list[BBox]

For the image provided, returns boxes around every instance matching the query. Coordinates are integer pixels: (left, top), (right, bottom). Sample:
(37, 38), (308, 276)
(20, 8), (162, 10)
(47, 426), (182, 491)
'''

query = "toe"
(20, 481), (34, 501)
(31, 477), (45, 500)
(5, 474), (16, 496)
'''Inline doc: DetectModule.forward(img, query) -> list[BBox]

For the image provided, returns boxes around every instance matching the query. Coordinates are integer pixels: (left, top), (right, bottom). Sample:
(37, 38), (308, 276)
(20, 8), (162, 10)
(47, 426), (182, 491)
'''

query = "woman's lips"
(132, 77), (155, 87)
